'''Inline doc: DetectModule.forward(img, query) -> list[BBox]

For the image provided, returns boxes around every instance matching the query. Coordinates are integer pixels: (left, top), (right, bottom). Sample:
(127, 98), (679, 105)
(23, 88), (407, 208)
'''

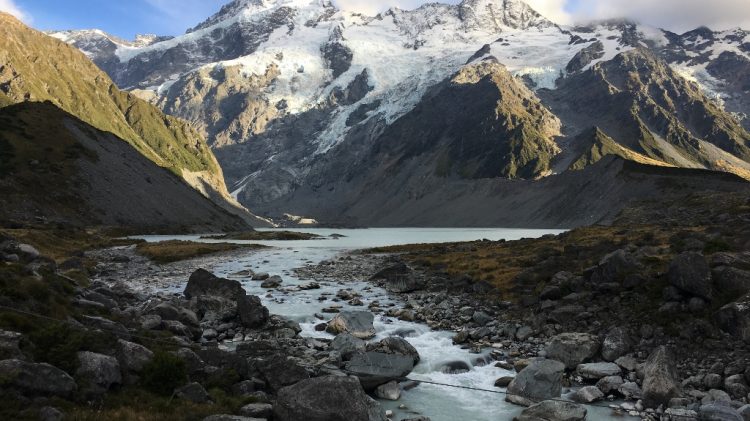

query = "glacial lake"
(138, 228), (634, 421)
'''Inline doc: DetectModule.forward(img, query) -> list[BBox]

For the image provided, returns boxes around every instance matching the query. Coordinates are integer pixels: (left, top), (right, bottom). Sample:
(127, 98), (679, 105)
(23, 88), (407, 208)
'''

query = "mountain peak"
(458, 0), (554, 31)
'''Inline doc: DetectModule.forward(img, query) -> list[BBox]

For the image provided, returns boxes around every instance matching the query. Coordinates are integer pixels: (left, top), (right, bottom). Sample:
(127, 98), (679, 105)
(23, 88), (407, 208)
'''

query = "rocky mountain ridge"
(52, 0), (750, 226)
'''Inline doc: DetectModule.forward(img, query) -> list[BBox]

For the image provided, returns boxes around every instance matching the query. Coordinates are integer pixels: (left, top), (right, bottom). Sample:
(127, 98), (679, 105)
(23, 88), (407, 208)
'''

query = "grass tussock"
(135, 240), (265, 264)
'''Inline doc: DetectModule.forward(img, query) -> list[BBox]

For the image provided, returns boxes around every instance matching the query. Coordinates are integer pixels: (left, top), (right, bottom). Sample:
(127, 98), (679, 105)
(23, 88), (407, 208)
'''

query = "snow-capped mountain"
(53, 0), (750, 226)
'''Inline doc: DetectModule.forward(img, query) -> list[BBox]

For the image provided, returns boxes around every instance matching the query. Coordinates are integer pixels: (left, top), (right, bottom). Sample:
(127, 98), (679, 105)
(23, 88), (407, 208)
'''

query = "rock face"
(75, 351), (122, 396)
(545, 333), (600, 369)
(345, 352), (415, 391)
(326, 311), (376, 339)
(0, 359), (76, 397)
(506, 359), (565, 407)
(274, 375), (387, 421)
(642, 346), (680, 409)
(515, 400), (587, 421)
(668, 252), (713, 300)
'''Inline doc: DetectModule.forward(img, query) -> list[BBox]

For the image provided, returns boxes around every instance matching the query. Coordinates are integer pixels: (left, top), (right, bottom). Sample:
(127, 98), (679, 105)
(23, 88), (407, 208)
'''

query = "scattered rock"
(515, 400), (587, 421)
(239, 403), (273, 418)
(545, 333), (600, 369)
(571, 385), (604, 403)
(668, 252), (713, 300)
(601, 327), (631, 362)
(506, 359), (565, 407)
(596, 375), (624, 394)
(576, 362), (622, 380)
(326, 311), (376, 339)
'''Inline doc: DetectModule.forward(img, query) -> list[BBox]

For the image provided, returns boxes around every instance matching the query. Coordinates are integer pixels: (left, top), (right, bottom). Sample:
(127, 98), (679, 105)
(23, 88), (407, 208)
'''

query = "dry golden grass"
(135, 240), (266, 264)
(0, 227), (142, 262)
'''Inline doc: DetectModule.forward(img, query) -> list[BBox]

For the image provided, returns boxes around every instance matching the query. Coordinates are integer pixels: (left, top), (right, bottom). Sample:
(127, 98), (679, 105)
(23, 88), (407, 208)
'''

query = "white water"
(139, 228), (631, 420)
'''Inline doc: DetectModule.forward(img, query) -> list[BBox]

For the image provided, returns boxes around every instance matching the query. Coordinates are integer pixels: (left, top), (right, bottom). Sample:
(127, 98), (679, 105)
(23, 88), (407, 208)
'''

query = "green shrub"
(27, 322), (116, 373)
(140, 351), (187, 395)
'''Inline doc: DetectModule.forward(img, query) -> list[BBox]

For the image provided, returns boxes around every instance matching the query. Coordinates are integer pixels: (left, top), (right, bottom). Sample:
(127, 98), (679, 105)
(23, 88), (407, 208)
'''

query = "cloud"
(0, 0), (30, 22)
(524, 0), (572, 24)
(567, 0), (750, 32)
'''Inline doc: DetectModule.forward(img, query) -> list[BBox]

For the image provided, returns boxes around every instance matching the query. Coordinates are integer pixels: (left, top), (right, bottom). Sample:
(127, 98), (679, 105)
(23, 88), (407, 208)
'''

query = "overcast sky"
(2, 0), (749, 39)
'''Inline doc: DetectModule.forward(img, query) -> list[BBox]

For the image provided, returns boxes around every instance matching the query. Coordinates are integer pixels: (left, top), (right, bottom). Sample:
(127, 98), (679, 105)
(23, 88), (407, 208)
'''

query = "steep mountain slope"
(0, 13), (267, 227)
(55, 1), (750, 226)
(0, 102), (248, 232)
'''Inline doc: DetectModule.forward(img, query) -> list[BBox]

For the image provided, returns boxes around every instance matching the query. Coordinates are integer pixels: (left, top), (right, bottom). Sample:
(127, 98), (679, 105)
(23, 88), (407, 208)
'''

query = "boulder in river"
(545, 333), (600, 369)
(327, 311), (376, 339)
(642, 346), (680, 409)
(258, 356), (310, 392)
(506, 359), (565, 407)
(0, 359), (76, 398)
(331, 333), (367, 360)
(514, 400), (586, 421)
(366, 336), (420, 365)
(184, 269), (244, 300)
(345, 352), (415, 391)
(274, 375), (387, 421)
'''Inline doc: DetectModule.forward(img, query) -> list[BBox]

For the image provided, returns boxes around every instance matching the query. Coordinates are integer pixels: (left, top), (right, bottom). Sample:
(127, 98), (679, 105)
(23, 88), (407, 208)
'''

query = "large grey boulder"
(601, 327), (631, 362)
(75, 351), (121, 396)
(237, 294), (269, 328)
(506, 359), (566, 407)
(371, 263), (423, 293)
(191, 295), (238, 322)
(642, 346), (680, 409)
(515, 400), (587, 421)
(0, 359), (76, 397)
(576, 362), (622, 380)
(713, 267), (750, 299)
(175, 382), (211, 403)
(570, 385), (604, 403)
(184, 269), (244, 300)
(367, 336), (420, 365)
(590, 249), (641, 284)
(668, 252), (713, 300)
(258, 356), (310, 392)
(331, 333), (366, 360)
(274, 375), (387, 421)
(115, 339), (154, 373)
(545, 333), (600, 369)
(327, 311), (376, 339)
(717, 293), (750, 343)
(345, 352), (415, 391)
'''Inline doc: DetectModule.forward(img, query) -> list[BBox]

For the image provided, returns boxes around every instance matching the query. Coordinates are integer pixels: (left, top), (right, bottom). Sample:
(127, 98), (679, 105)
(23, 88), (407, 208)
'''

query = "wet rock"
(453, 330), (469, 344)
(274, 375), (387, 421)
(571, 385), (604, 403)
(0, 359), (76, 398)
(261, 276), (283, 288)
(440, 360), (471, 374)
(237, 294), (269, 328)
(545, 333), (600, 369)
(515, 400), (586, 421)
(239, 403), (273, 418)
(699, 403), (743, 421)
(184, 269), (244, 300)
(175, 382), (211, 403)
(495, 376), (514, 387)
(577, 362), (622, 380)
(76, 351), (122, 396)
(642, 346), (679, 409)
(601, 327), (631, 362)
(506, 359), (565, 407)
(326, 311), (376, 339)
(668, 252), (713, 300)
(345, 352), (415, 391)
(367, 337), (420, 365)
(375, 380), (401, 400)
(252, 272), (270, 281)
(331, 333), (366, 360)
(596, 375), (624, 394)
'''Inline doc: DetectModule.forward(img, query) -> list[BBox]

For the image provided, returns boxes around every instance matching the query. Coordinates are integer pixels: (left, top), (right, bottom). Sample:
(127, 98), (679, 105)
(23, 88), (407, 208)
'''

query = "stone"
(539, 285), (562, 301)
(717, 293), (750, 343)
(453, 330), (470, 344)
(473, 311), (493, 326)
(151, 302), (181, 321)
(571, 385), (604, 403)
(713, 267), (750, 299)
(704, 373), (723, 389)
(375, 380), (401, 400)
(239, 403), (273, 418)
(331, 333), (366, 360)
(184, 269), (244, 300)
(252, 272), (270, 280)
(261, 276), (283, 288)
(724, 374), (750, 399)
(115, 339), (154, 379)
(0, 359), (76, 397)
(642, 346), (679, 409)
(367, 336), (420, 365)
(596, 375), (624, 394)
(601, 327), (631, 362)
(345, 352), (415, 391)
(192, 295), (238, 322)
(618, 382), (643, 399)
(515, 400), (586, 421)
(738, 404), (750, 421)
(516, 326), (534, 341)
(274, 375), (387, 421)
(326, 311), (376, 339)
(38, 406), (64, 421)
(495, 376), (514, 387)
(75, 351), (122, 396)
(140, 314), (162, 330)
(699, 403), (743, 421)
(615, 355), (638, 372)
(237, 294), (269, 328)
(506, 359), (565, 407)
(175, 382), (211, 403)
(258, 356), (310, 392)
(203, 416), (264, 421)
(668, 252), (713, 300)
(545, 333), (600, 369)
(0, 330), (24, 360)
(590, 249), (641, 283)
(371, 263), (423, 293)
(576, 362), (622, 380)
